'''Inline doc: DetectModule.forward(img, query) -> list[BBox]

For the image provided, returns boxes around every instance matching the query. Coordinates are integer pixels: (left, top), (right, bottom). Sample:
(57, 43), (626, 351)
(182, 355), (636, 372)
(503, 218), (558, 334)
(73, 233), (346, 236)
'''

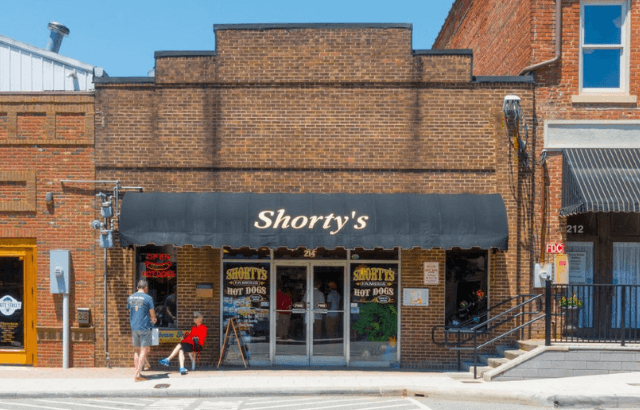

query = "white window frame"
(579, 0), (630, 95)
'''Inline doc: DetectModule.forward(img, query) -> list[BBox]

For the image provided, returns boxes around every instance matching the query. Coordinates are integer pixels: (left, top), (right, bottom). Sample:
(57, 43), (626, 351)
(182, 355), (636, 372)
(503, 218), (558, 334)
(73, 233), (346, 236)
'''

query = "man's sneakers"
(179, 367), (188, 375)
(134, 375), (149, 382)
(159, 358), (170, 367)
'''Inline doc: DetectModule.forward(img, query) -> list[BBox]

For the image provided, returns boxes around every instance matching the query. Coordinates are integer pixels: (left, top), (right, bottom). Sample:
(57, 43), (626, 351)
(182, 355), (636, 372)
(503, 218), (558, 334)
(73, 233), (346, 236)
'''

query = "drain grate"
(154, 383), (171, 389)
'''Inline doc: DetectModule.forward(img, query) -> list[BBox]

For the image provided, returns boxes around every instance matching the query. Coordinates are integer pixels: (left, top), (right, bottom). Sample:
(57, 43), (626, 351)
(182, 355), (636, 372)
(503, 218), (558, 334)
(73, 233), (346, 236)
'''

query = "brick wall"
(434, 0), (534, 76)
(436, 0), (640, 275)
(95, 25), (533, 368)
(0, 94), (96, 367)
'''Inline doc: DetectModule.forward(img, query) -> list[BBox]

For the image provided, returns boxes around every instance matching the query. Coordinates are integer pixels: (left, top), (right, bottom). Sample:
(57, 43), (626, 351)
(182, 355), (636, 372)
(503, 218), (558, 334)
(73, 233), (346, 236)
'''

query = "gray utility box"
(50, 250), (70, 294)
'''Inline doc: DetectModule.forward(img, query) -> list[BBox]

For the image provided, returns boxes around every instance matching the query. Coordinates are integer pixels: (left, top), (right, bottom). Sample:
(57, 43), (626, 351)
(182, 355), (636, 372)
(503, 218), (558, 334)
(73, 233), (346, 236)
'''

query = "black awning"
(119, 193), (509, 250)
(561, 149), (640, 216)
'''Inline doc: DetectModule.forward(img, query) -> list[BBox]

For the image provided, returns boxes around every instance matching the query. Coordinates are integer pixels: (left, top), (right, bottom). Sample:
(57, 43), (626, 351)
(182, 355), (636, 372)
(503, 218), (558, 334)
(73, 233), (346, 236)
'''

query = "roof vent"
(46, 21), (70, 53)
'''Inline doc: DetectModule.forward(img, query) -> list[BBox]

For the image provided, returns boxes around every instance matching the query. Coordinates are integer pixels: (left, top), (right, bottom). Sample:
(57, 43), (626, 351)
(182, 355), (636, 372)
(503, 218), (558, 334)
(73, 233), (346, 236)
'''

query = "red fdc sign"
(546, 243), (564, 254)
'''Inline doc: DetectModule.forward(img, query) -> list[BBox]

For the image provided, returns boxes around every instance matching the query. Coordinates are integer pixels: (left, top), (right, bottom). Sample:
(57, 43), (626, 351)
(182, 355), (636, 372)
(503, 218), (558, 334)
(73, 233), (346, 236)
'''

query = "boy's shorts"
(132, 329), (152, 347)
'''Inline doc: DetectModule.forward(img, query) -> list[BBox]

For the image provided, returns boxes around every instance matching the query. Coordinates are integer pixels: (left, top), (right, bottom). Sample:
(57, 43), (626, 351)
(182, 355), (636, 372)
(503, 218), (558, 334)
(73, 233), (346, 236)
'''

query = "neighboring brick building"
(0, 27), (102, 366)
(436, 1), (640, 338)
(94, 24), (534, 369)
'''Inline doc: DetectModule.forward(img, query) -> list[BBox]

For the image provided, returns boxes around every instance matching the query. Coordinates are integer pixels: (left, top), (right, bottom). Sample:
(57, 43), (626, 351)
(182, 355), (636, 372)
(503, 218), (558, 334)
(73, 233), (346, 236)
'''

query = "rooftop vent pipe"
(46, 21), (70, 53)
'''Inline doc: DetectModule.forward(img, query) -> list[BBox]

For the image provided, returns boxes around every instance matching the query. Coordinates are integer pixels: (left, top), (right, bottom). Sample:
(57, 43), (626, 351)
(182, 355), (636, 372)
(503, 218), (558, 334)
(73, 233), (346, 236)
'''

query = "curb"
(2, 386), (639, 408)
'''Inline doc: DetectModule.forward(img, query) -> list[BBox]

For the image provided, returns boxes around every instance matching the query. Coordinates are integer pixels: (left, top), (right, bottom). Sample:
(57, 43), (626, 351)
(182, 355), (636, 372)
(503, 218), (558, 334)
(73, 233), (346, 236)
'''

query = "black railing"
(549, 283), (640, 345)
(432, 293), (544, 378)
(431, 282), (640, 379)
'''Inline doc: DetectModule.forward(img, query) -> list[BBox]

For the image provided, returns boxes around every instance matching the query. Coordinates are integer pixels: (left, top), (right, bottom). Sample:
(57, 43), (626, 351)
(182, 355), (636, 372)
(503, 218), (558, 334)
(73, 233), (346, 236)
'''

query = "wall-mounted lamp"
(45, 192), (54, 207)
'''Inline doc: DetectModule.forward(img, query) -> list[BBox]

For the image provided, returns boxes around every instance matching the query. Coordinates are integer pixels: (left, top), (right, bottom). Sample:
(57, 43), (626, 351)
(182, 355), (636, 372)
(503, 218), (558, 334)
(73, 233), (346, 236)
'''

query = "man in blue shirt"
(127, 279), (157, 382)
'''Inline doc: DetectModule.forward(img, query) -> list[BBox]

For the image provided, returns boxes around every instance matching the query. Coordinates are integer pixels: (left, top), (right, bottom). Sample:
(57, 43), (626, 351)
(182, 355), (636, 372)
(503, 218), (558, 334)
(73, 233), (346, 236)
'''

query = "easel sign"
(217, 317), (247, 368)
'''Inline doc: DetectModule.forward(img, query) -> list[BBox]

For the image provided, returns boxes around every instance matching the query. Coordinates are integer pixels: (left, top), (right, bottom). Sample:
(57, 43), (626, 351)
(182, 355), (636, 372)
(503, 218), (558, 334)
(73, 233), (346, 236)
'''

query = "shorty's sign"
(351, 265), (397, 304)
(254, 209), (369, 235)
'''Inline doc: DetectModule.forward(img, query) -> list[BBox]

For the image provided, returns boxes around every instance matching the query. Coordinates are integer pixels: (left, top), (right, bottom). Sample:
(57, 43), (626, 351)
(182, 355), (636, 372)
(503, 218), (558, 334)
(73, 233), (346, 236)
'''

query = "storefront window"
(445, 249), (488, 328)
(222, 262), (270, 365)
(136, 245), (177, 328)
(349, 263), (398, 366)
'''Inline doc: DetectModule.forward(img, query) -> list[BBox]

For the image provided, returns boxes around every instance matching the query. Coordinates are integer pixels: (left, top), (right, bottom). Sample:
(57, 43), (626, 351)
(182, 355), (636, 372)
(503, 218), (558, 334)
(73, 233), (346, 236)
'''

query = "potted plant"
(559, 294), (583, 336)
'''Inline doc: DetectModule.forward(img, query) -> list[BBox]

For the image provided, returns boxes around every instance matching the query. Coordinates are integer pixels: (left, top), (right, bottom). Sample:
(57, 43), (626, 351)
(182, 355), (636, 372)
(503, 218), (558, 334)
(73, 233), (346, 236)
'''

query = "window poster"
(568, 252), (586, 284)
(350, 263), (399, 366)
(222, 262), (270, 364)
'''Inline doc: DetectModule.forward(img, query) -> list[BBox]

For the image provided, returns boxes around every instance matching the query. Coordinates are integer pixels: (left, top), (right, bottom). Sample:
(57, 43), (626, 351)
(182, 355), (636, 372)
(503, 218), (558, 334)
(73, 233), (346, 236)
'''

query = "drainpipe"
(519, 0), (562, 76)
(104, 247), (110, 368)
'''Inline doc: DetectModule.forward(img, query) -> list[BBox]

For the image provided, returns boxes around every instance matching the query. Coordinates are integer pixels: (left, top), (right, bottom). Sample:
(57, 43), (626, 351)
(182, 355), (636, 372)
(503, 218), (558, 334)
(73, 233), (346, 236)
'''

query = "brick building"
(0, 26), (102, 366)
(436, 1), (640, 338)
(92, 23), (535, 369)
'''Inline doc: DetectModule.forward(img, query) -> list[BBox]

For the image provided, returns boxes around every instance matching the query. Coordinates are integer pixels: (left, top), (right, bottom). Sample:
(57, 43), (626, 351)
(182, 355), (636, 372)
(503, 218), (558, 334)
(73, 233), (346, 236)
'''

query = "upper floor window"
(580, 1), (629, 94)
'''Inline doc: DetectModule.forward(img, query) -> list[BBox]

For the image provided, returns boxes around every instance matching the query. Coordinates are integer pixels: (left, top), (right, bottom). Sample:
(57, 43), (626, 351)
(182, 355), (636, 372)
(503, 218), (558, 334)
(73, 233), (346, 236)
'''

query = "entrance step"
(503, 349), (526, 360)
(517, 339), (542, 352)
(487, 357), (508, 368)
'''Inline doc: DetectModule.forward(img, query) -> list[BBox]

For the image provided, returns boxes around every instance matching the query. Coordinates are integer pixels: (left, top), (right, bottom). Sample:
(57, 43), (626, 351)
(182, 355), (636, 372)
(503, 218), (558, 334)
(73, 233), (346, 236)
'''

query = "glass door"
(310, 265), (345, 365)
(0, 257), (24, 350)
(274, 265), (308, 365)
(274, 262), (346, 366)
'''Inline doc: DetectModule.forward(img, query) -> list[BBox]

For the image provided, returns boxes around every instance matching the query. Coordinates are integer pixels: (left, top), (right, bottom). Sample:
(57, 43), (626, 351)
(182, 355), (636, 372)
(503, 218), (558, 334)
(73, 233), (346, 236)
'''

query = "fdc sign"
(546, 243), (564, 254)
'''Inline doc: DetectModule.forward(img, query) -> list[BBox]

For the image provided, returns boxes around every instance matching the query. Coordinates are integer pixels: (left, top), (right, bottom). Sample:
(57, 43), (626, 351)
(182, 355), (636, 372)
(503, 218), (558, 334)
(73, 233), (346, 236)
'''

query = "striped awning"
(561, 149), (640, 216)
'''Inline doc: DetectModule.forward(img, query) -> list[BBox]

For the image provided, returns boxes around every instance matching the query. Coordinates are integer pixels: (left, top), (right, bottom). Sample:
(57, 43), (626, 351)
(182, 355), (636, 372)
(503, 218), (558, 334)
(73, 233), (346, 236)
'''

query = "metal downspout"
(519, 0), (562, 76)
(104, 247), (110, 368)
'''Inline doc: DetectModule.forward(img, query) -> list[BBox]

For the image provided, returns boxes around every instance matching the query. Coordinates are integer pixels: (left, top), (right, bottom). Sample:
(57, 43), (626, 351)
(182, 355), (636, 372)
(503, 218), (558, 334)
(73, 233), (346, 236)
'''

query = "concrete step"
(495, 344), (518, 357)
(518, 340), (542, 352)
(468, 365), (493, 378)
(504, 349), (527, 360)
(487, 357), (509, 368)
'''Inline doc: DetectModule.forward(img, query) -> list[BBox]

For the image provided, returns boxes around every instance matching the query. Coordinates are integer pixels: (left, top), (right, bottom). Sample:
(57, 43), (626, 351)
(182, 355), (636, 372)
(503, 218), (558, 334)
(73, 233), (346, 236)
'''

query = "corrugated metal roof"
(0, 34), (101, 92)
(561, 149), (640, 215)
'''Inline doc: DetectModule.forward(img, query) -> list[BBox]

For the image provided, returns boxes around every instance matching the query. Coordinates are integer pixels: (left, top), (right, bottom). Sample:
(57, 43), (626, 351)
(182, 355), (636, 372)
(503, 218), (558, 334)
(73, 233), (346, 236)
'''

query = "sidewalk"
(1, 366), (640, 408)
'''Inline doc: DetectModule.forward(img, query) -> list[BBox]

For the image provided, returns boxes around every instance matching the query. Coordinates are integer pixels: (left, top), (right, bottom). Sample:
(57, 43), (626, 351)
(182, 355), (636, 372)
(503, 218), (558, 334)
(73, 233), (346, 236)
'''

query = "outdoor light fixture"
(45, 192), (54, 206)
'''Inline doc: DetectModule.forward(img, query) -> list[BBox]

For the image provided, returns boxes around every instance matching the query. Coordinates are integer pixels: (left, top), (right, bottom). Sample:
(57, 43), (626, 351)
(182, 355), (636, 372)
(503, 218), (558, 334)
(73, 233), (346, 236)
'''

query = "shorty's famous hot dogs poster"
(351, 264), (397, 304)
(222, 263), (270, 334)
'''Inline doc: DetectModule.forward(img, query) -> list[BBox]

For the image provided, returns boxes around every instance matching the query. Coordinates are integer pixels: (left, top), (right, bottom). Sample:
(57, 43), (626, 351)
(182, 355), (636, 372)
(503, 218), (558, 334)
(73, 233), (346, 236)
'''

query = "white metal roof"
(0, 34), (104, 92)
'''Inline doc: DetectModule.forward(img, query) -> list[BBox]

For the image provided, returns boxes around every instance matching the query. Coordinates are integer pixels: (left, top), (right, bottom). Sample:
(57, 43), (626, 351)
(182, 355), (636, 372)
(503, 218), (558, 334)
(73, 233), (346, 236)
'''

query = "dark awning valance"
(561, 149), (640, 216)
(119, 192), (509, 250)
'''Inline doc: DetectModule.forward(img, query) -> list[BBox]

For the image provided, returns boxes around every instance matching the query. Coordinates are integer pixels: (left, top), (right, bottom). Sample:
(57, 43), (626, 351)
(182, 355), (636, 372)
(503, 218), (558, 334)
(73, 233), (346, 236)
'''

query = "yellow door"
(0, 240), (36, 365)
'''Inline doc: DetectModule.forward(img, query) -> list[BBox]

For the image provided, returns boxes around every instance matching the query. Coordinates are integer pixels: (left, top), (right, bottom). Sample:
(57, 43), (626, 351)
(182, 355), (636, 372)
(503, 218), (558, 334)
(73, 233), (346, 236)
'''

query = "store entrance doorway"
(0, 244), (36, 365)
(274, 262), (346, 366)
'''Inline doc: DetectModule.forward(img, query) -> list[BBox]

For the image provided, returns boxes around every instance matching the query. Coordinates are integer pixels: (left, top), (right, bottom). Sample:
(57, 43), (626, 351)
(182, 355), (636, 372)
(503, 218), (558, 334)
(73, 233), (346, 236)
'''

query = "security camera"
(90, 220), (103, 230)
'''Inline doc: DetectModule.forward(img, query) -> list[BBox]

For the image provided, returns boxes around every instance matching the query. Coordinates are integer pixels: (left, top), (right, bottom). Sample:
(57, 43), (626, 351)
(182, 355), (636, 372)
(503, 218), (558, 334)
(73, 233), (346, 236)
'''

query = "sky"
(1, 0), (456, 77)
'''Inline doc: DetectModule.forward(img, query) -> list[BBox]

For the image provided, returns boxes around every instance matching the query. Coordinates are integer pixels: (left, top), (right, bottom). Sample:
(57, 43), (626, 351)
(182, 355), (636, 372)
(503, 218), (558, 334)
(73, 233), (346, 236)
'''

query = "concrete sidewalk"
(1, 366), (640, 408)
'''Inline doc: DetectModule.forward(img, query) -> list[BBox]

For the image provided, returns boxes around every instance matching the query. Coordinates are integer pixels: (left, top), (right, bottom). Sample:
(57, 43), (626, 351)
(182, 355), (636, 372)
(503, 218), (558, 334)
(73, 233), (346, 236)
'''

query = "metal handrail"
(431, 293), (544, 378)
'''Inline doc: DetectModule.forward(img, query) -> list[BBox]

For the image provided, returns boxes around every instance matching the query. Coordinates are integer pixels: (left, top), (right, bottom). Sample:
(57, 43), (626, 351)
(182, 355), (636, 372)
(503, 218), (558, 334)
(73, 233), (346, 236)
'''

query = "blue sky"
(1, 0), (455, 77)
